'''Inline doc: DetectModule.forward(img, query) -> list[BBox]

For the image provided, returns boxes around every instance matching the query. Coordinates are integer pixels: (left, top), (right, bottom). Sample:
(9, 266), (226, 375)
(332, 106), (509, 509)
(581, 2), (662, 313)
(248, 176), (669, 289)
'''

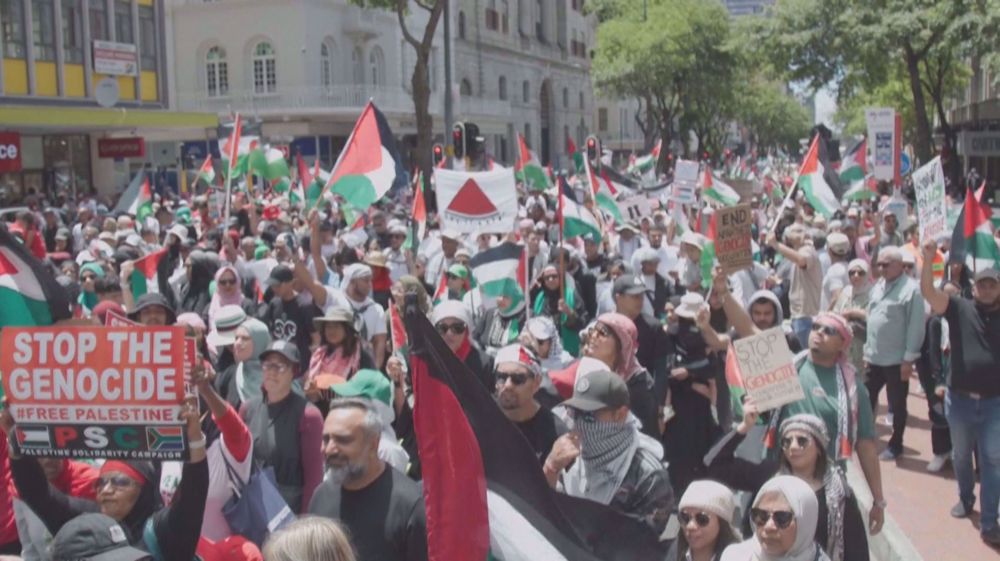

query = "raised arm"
(921, 240), (949, 316)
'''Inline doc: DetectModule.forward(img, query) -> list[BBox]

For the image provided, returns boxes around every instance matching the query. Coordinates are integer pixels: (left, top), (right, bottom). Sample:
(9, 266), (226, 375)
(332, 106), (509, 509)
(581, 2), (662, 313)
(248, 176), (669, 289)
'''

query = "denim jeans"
(945, 389), (1000, 532)
(791, 317), (813, 351)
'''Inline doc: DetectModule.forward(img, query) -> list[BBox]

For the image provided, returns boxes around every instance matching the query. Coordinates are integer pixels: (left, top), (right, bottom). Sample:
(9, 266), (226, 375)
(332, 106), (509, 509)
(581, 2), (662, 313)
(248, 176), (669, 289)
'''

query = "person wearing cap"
(240, 341), (325, 514)
(443, 263), (470, 301)
(363, 250), (393, 309)
(432, 300), (493, 390)
(615, 223), (645, 263)
(493, 344), (568, 462)
(677, 231), (707, 293)
(820, 232), (851, 312)
(5, 398), (209, 561)
(258, 264), (322, 372)
(329, 370), (409, 473)
(49, 513), (153, 561)
(544, 370), (674, 537)
(311, 398), (429, 561)
(612, 273), (668, 392)
(423, 229), (460, 288)
(340, 263), (388, 367)
(473, 290), (527, 358)
(767, 223), (823, 349)
(581, 233), (607, 278)
(666, 480), (740, 561)
(306, 307), (376, 415)
(921, 240), (1000, 539)
(53, 227), (72, 254)
(864, 246), (925, 461)
(631, 247), (671, 319)
(384, 223), (412, 284)
(128, 293), (177, 326)
(530, 264), (588, 356)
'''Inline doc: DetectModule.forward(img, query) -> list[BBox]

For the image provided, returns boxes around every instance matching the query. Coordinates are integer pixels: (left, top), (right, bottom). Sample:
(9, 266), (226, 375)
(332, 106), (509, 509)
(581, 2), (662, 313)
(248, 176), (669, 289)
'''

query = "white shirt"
(347, 295), (387, 340)
(821, 261), (849, 311)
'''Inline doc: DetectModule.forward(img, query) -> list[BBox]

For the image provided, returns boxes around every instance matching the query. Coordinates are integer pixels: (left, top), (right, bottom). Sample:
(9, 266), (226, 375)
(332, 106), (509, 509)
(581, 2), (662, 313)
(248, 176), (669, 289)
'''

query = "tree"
(350, 0), (443, 181)
(736, 77), (812, 154)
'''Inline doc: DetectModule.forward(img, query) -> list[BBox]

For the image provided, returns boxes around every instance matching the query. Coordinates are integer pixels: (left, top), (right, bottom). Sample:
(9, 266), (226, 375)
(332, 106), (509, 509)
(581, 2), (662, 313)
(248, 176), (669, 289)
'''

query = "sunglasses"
(810, 323), (839, 337)
(567, 408), (597, 423)
(218, 278), (237, 286)
(678, 511), (712, 528)
(94, 474), (137, 491)
(750, 508), (795, 529)
(436, 322), (467, 335)
(781, 435), (813, 449)
(591, 323), (612, 339)
(262, 361), (291, 373)
(848, 270), (866, 277)
(496, 373), (530, 386)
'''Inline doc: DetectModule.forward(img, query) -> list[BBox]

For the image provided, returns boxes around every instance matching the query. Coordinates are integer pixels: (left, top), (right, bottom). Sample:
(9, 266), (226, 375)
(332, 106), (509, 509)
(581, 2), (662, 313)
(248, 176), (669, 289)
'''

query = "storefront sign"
(93, 40), (138, 76)
(98, 137), (145, 159)
(0, 132), (22, 173)
(958, 130), (1000, 157)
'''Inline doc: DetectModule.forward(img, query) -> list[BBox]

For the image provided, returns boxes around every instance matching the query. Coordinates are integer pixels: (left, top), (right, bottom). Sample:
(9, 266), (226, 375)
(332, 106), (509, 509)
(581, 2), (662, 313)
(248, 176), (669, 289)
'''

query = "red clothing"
(0, 432), (17, 548)
(371, 265), (392, 292)
(214, 403), (252, 463)
(50, 460), (99, 500)
(7, 223), (47, 260)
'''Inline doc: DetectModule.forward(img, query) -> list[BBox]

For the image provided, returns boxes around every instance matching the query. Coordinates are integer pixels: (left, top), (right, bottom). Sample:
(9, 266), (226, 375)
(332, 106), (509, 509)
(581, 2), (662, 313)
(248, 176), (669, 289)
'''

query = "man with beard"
(493, 344), (568, 462)
(310, 398), (429, 561)
(921, 241), (1000, 543)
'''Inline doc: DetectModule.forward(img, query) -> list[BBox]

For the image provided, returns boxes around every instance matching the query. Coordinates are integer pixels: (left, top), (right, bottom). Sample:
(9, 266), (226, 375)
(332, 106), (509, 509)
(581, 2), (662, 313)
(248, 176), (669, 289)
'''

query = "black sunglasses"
(678, 511), (712, 528)
(436, 322), (467, 335)
(781, 435), (812, 449)
(567, 408), (597, 423)
(94, 474), (137, 491)
(496, 373), (530, 386)
(848, 270), (866, 277)
(810, 323), (839, 337)
(750, 508), (795, 529)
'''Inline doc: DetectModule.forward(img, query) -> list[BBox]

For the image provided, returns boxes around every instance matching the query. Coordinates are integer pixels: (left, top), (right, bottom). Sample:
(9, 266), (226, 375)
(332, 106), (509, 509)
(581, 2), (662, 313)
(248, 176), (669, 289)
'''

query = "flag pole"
(765, 133), (818, 236)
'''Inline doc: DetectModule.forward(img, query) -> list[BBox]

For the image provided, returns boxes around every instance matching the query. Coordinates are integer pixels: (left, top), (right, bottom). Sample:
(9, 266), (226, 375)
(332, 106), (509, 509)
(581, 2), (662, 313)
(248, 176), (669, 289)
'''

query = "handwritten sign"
(617, 195), (652, 223)
(1, 326), (189, 460)
(912, 156), (947, 242)
(715, 204), (754, 274)
(732, 327), (803, 411)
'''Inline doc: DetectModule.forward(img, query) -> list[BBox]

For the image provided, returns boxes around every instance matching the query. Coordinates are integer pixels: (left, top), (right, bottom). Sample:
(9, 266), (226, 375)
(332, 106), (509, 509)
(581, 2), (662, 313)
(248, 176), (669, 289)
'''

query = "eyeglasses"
(810, 323), (839, 337)
(781, 435), (813, 449)
(218, 278), (237, 286)
(848, 270), (866, 277)
(591, 323), (612, 339)
(436, 322), (467, 335)
(678, 511), (712, 528)
(567, 408), (597, 423)
(94, 475), (138, 491)
(496, 373), (530, 386)
(750, 508), (795, 529)
(262, 361), (291, 373)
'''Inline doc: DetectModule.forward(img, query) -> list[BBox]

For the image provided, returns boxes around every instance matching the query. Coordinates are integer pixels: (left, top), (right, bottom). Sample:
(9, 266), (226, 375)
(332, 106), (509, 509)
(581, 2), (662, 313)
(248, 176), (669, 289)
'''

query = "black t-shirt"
(945, 295), (1000, 396)
(259, 296), (321, 371)
(515, 406), (568, 463)
(309, 466), (429, 561)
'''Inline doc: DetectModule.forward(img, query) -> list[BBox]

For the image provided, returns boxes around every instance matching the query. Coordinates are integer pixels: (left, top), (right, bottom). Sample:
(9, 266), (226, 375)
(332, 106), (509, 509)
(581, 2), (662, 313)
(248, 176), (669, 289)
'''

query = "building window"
(498, 75), (507, 100)
(524, 123), (531, 147)
(61, 0), (83, 63)
(562, 87), (568, 108)
(320, 41), (333, 87)
(351, 46), (363, 84)
(88, 0), (105, 41)
(578, 91), (584, 110)
(252, 41), (276, 94)
(598, 107), (608, 132)
(522, 80), (529, 103)
(458, 11), (465, 39)
(205, 46), (227, 97)
(114, 0), (131, 44)
(485, 0), (498, 31)
(500, 0), (508, 33)
(460, 78), (472, 96)
(368, 46), (384, 87)
(138, 5), (155, 70)
(535, 0), (543, 41)
(1, 0), (27, 58)
(31, 0), (55, 61)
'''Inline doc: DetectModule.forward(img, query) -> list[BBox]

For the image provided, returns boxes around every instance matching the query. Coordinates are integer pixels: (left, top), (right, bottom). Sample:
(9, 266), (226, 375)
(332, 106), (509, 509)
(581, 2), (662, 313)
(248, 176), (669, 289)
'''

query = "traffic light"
(452, 122), (466, 159)
(465, 122), (481, 157)
(585, 135), (600, 166)
(432, 143), (444, 165)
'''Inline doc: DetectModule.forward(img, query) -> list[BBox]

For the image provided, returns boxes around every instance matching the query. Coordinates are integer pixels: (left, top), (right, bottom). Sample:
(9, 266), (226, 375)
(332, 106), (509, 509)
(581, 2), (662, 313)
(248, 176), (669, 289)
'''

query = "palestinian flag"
(248, 147), (291, 181)
(304, 161), (329, 210)
(701, 169), (740, 207)
(796, 135), (840, 219)
(724, 342), (746, 419)
(403, 305), (667, 561)
(0, 227), (73, 328)
(431, 267), (448, 306)
(325, 102), (407, 212)
(700, 212), (718, 290)
(567, 136), (584, 174)
(196, 155), (215, 187)
(842, 175), (878, 202)
(584, 159), (622, 223)
(838, 138), (866, 185)
(410, 170), (427, 248)
(388, 302), (407, 355)
(113, 169), (153, 222)
(602, 165), (638, 192)
(558, 177), (601, 242)
(131, 248), (168, 300)
(960, 184), (1000, 272)
(469, 242), (526, 308)
(219, 114), (259, 179)
(628, 140), (661, 175)
(515, 133), (551, 191)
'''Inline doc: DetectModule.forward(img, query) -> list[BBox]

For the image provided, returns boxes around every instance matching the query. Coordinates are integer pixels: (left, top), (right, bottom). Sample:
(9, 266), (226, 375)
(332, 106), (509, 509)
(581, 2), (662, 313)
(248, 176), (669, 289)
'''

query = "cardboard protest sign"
(617, 195), (653, 223)
(715, 204), (754, 274)
(912, 156), (947, 242)
(1, 326), (190, 460)
(671, 160), (699, 204)
(732, 327), (803, 411)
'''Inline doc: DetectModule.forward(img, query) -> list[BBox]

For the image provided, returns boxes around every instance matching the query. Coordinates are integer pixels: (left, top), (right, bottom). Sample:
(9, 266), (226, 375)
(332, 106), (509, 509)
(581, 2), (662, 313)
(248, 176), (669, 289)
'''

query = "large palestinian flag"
(113, 169), (153, 222)
(403, 305), (667, 561)
(796, 135), (841, 219)
(838, 138), (866, 185)
(130, 248), (168, 300)
(701, 169), (740, 207)
(515, 133), (551, 191)
(953, 183), (1000, 272)
(325, 102), (407, 211)
(584, 159), (622, 223)
(469, 242), (526, 308)
(558, 177), (602, 242)
(0, 227), (73, 328)
(434, 167), (518, 235)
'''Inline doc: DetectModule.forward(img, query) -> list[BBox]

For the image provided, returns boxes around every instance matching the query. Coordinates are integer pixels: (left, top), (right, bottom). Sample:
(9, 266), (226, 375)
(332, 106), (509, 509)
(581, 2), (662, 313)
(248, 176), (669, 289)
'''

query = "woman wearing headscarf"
(305, 307), (376, 417)
(474, 292), (528, 358)
(432, 300), (493, 389)
(549, 312), (660, 439)
(177, 249), (220, 323)
(705, 410), (868, 561)
(208, 265), (257, 331)
(214, 317), (273, 411)
(77, 262), (105, 317)
(720, 476), (831, 561)
(530, 264), (588, 356)
(4, 402), (208, 561)
(668, 480), (742, 561)
(831, 259), (871, 377)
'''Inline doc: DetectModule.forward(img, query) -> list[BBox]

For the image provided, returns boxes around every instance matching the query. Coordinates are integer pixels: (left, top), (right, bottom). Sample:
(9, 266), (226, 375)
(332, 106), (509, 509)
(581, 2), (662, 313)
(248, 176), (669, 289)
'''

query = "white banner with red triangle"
(434, 167), (518, 234)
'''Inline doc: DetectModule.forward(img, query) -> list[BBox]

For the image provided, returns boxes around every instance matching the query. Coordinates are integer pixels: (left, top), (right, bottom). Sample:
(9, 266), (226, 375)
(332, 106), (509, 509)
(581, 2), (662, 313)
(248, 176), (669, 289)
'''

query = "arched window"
(320, 41), (334, 88)
(368, 46), (384, 87)
(498, 76), (507, 100)
(460, 79), (473, 96)
(522, 80), (529, 103)
(352, 47), (364, 84)
(252, 41), (276, 94)
(205, 46), (228, 98)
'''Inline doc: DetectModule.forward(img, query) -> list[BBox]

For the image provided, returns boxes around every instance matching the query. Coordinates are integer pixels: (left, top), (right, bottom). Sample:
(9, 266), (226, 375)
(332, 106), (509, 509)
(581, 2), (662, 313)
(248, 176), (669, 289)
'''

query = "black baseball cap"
(267, 265), (294, 286)
(51, 513), (151, 561)
(613, 273), (647, 296)
(561, 370), (630, 412)
(259, 340), (301, 366)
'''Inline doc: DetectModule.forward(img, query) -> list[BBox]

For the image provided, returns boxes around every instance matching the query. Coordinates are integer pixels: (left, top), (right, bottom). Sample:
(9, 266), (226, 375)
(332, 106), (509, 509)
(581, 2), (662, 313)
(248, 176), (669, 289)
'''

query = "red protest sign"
(0, 326), (189, 460)
(104, 309), (139, 327)
(715, 204), (753, 274)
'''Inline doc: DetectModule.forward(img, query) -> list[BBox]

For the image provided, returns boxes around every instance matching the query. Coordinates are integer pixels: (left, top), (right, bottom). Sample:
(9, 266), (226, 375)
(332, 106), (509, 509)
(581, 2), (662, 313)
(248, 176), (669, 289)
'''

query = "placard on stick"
(732, 327), (803, 411)
(715, 204), (754, 274)
(0, 326), (189, 460)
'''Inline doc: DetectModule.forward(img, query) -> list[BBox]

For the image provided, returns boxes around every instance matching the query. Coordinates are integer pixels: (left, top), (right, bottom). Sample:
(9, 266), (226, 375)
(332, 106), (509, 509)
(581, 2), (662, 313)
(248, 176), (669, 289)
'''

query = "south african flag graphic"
(146, 426), (185, 452)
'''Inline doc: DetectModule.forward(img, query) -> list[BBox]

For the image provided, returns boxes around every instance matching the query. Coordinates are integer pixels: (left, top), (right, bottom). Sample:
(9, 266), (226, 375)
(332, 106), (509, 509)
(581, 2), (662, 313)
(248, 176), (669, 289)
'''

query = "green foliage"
(736, 77), (812, 152)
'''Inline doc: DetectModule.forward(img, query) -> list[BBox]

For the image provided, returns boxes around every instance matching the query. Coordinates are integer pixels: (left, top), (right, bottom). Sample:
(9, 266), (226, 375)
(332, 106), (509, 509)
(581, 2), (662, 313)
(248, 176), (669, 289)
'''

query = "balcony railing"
(175, 84), (441, 116)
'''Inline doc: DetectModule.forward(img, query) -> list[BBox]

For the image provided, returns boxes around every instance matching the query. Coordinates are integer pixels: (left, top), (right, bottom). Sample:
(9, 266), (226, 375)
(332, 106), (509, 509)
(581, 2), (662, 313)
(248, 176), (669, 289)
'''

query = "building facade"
(948, 56), (999, 190)
(0, 0), (214, 201)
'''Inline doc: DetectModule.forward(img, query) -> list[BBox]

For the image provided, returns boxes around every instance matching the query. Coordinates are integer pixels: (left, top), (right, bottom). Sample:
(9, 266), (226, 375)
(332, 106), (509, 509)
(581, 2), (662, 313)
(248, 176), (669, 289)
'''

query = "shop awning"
(0, 105), (218, 130)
